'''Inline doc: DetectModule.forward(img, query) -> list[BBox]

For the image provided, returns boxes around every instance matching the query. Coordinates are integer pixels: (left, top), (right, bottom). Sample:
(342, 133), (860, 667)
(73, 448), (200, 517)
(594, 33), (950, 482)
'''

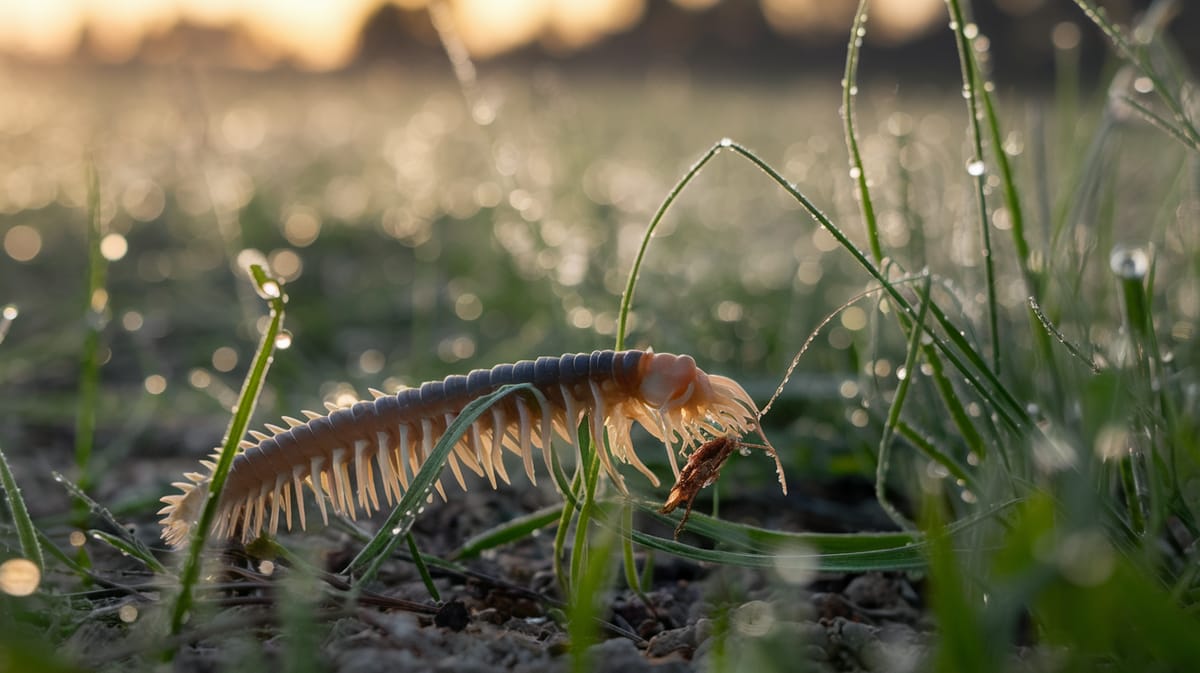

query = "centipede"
(159, 349), (787, 547)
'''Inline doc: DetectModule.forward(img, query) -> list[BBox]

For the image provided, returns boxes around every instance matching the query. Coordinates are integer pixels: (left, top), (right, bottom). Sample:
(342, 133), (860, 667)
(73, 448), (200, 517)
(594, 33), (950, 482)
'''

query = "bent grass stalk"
(168, 264), (286, 643)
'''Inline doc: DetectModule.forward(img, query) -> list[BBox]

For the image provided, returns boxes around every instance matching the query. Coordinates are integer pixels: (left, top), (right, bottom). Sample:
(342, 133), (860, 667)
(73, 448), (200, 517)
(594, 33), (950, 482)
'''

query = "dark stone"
(435, 600), (470, 631)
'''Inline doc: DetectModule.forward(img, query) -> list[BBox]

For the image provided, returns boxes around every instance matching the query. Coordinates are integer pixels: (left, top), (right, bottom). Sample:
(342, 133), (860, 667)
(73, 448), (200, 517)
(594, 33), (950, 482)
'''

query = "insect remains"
(659, 436), (755, 538)
(160, 350), (787, 547)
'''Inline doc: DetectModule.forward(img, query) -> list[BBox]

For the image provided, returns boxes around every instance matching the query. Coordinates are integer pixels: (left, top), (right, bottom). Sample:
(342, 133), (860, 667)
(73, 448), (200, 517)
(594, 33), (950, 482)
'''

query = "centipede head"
(637, 351), (788, 496)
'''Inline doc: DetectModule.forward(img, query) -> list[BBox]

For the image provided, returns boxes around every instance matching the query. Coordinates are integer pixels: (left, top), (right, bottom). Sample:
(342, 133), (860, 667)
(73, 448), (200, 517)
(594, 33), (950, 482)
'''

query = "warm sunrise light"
(0, 0), (945, 69)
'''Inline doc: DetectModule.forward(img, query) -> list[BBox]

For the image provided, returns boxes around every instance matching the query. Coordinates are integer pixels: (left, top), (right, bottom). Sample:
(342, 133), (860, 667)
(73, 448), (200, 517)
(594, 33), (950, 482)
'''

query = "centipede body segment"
(159, 350), (786, 547)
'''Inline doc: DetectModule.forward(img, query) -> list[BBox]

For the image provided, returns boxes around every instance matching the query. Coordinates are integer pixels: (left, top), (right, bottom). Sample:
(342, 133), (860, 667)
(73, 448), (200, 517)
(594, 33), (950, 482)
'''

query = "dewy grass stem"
(838, 4), (990, 461)
(168, 265), (286, 648)
(876, 275), (933, 531)
(945, 0), (1000, 375)
(0, 446), (43, 571)
(74, 164), (105, 501)
(842, 0), (881, 263)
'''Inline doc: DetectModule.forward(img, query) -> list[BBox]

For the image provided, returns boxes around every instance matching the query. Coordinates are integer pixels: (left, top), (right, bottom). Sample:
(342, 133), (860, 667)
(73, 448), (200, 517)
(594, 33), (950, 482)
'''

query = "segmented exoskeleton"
(159, 350), (786, 547)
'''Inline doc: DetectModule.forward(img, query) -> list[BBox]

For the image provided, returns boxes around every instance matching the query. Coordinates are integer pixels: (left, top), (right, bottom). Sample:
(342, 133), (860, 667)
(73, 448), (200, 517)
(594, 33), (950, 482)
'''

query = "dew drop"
(717, 137), (732, 148)
(259, 280), (282, 299)
(848, 166), (862, 180)
(1109, 245), (1149, 280)
(966, 159), (986, 176)
(275, 330), (294, 350)
(2, 304), (17, 320)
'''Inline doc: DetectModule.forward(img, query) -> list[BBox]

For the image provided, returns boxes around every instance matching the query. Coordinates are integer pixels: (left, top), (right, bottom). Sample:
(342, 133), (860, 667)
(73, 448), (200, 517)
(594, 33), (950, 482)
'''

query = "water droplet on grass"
(1109, 245), (1149, 280)
(966, 159), (986, 176)
(275, 330), (293, 349)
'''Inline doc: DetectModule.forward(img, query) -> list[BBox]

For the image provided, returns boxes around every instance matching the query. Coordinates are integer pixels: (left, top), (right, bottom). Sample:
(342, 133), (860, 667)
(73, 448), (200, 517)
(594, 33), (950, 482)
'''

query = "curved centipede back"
(159, 350), (786, 547)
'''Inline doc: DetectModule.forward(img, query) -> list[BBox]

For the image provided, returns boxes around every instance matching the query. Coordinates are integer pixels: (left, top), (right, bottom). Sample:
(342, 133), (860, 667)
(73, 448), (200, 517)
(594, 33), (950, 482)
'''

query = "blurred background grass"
(0, 6), (1194, 502)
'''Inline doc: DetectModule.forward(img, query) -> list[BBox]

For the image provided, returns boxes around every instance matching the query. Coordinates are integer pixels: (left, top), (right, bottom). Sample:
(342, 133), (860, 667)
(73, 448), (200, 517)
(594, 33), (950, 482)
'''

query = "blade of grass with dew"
(842, 0), (988, 459)
(343, 382), (539, 581)
(945, 0), (1000, 374)
(876, 274), (932, 531)
(74, 163), (105, 503)
(1070, 0), (1200, 152)
(725, 141), (1031, 435)
(450, 503), (563, 560)
(971, 36), (1066, 405)
(1027, 297), (1101, 373)
(0, 446), (43, 570)
(86, 530), (167, 574)
(842, 0), (882, 262)
(51, 471), (163, 573)
(895, 420), (978, 491)
(169, 264), (286, 643)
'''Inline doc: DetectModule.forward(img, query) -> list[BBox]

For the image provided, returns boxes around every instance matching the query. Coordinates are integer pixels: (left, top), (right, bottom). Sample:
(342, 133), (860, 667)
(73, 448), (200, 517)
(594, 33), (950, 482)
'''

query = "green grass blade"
(74, 163), (106, 498)
(568, 520), (619, 673)
(568, 428), (603, 600)
(0, 446), (43, 571)
(725, 141), (1030, 434)
(405, 533), (440, 602)
(876, 275), (932, 531)
(344, 382), (537, 580)
(945, 0), (1000, 373)
(169, 264), (287, 640)
(1070, 0), (1200, 151)
(1027, 297), (1100, 373)
(450, 503), (563, 560)
(87, 530), (167, 574)
(842, 0), (882, 262)
(51, 471), (163, 573)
